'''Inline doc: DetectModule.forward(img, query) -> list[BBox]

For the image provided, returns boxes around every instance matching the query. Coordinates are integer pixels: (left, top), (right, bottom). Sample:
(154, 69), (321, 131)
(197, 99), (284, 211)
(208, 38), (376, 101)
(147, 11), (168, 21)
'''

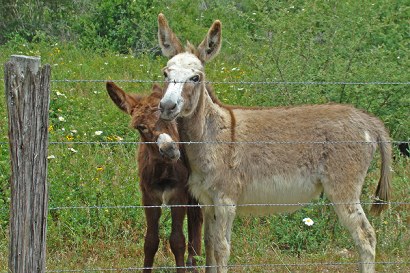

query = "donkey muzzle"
(159, 99), (180, 120)
(157, 133), (180, 160)
(159, 144), (180, 161)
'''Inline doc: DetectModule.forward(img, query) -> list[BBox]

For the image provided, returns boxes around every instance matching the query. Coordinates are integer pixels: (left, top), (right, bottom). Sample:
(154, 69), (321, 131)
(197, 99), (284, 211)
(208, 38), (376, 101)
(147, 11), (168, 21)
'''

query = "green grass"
(1, 0), (409, 272)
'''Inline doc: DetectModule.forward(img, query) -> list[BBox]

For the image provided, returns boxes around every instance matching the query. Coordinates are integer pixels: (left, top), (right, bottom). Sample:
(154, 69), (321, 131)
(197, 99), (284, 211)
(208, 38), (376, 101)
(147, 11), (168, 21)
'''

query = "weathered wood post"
(5, 55), (51, 273)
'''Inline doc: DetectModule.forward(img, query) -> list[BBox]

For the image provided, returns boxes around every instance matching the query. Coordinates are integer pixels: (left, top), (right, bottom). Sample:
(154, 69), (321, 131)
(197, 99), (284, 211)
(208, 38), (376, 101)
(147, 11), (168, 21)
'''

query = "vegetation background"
(0, 0), (409, 272)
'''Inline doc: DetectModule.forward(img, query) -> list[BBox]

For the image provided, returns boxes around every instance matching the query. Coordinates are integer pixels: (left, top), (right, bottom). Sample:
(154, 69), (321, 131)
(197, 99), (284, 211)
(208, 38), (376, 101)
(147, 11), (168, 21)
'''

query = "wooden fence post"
(5, 55), (51, 273)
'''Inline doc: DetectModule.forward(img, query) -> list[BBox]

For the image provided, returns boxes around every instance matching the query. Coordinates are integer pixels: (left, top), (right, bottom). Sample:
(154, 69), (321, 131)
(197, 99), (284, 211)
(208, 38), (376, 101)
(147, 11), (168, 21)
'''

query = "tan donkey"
(157, 14), (392, 273)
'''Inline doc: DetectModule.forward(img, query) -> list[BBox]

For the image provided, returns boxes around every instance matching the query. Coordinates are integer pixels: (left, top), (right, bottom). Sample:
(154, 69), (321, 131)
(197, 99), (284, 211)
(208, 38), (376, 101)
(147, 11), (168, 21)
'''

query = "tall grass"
(0, 0), (409, 272)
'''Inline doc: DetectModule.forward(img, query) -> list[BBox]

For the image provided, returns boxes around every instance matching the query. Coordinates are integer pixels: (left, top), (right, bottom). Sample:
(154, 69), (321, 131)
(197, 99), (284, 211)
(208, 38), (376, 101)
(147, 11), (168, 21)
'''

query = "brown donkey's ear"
(150, 84), (163, 99)
(106, 81), (138, 115)
(158, 13), (184, 58)
(197, 20), (222, 63)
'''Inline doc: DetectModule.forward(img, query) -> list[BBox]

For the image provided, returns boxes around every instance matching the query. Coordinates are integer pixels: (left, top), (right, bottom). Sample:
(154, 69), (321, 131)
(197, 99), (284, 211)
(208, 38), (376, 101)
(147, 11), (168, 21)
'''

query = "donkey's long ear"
(106, 82), (138, 115)
(197, 20), (222, 62)
(158, 13), (184, 58)
(150, 84), (163, 99)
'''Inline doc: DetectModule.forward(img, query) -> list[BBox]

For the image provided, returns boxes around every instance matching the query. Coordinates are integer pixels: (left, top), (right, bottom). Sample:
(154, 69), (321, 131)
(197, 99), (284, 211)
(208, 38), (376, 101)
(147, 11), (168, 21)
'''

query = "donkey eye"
(163, 71), (168, 79)
(190, 75), (200, 83)
(136, 124), (149, 134)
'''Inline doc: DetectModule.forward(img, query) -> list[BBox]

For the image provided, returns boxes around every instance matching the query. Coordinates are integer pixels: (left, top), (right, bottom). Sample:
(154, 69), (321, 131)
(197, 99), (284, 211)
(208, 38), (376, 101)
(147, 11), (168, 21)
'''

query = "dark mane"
(206, 83), (280, 144)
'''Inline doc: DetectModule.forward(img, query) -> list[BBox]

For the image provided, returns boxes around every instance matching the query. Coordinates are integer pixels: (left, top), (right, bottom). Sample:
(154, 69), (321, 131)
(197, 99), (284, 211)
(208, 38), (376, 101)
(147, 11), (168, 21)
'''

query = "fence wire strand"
(48, 79), (410, 85)
(1, 140), (409, 146)
(0, 200), (407, 213)
(47, 201), (409, 211)
(51, 140), (409, 145)
(2, 77), (410, 85)
(45, 261), (410, 272)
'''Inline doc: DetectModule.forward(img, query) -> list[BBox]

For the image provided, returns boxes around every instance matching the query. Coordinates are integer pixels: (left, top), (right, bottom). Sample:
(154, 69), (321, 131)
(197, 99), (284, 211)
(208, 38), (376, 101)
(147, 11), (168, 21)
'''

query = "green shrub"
(0, 0), (96, 44)
(75, 0), (161, 54)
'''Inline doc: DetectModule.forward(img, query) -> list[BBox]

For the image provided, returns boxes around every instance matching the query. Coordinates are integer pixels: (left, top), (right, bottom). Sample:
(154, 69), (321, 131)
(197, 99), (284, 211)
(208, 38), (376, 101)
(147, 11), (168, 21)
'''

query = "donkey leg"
(187, 197), (203, 273)
(213, 198), (236, 273)
(332, 201), (376, 273)
(204, 206), (217, 273)
(143, 205), (162, 273)
(170, 206), (188, 273)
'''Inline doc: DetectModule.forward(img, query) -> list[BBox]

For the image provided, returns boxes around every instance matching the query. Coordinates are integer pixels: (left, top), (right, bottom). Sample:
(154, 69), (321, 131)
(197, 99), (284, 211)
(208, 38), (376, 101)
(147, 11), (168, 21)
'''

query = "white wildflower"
(94, 131), (103, 136)
(56, 91), (67, 98)
(303, 217), (314, 226)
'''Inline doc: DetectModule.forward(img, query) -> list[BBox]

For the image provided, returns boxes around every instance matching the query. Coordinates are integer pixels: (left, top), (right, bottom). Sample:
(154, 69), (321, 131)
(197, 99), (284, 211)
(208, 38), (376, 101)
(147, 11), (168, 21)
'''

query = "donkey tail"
(370, 132), (392, 215)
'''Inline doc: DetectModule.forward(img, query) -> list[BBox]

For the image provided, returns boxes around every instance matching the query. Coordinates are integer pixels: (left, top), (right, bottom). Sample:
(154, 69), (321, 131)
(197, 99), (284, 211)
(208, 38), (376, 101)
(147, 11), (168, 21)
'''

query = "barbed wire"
(0, 201), (408, 214)
(47, 201), (409, 211)
(52, 140), (410, 145)
(1, 76), (409, 85)
(45, 261), (410, 272)
(48, 78), (410, 85)
(51, 79), (410, 85)
(1, 140), (409, 146)
(0, 200), (408, 213)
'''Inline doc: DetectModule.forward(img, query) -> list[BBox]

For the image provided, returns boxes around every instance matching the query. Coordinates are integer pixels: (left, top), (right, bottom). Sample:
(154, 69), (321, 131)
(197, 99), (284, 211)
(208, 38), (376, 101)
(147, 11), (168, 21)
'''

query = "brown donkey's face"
(106, 82), (181, 161)
(157, 13), (222, 121)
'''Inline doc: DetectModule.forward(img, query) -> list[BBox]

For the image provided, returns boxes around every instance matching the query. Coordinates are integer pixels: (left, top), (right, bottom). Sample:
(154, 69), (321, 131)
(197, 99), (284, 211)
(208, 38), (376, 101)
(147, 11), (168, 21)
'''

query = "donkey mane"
(206, 84), (236, 144)
(185, 42), (199, 58)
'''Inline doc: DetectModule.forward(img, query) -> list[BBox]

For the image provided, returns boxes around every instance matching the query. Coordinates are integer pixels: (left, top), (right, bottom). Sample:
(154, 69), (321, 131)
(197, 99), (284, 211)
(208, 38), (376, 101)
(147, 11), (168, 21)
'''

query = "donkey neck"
(179, 84), (227, 143)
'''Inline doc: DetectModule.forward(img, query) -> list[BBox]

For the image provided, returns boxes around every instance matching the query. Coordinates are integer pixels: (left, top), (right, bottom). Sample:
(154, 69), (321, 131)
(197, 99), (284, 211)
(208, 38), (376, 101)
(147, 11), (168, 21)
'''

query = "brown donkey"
(157, 14), (392, 273)
(106, 82), (203, 273)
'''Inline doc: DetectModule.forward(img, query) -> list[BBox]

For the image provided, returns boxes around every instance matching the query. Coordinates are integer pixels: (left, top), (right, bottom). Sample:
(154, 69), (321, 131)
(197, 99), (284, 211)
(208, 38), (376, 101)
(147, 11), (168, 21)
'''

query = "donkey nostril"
(159, 101), (177, 112)
(159, 148), (164, 156)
